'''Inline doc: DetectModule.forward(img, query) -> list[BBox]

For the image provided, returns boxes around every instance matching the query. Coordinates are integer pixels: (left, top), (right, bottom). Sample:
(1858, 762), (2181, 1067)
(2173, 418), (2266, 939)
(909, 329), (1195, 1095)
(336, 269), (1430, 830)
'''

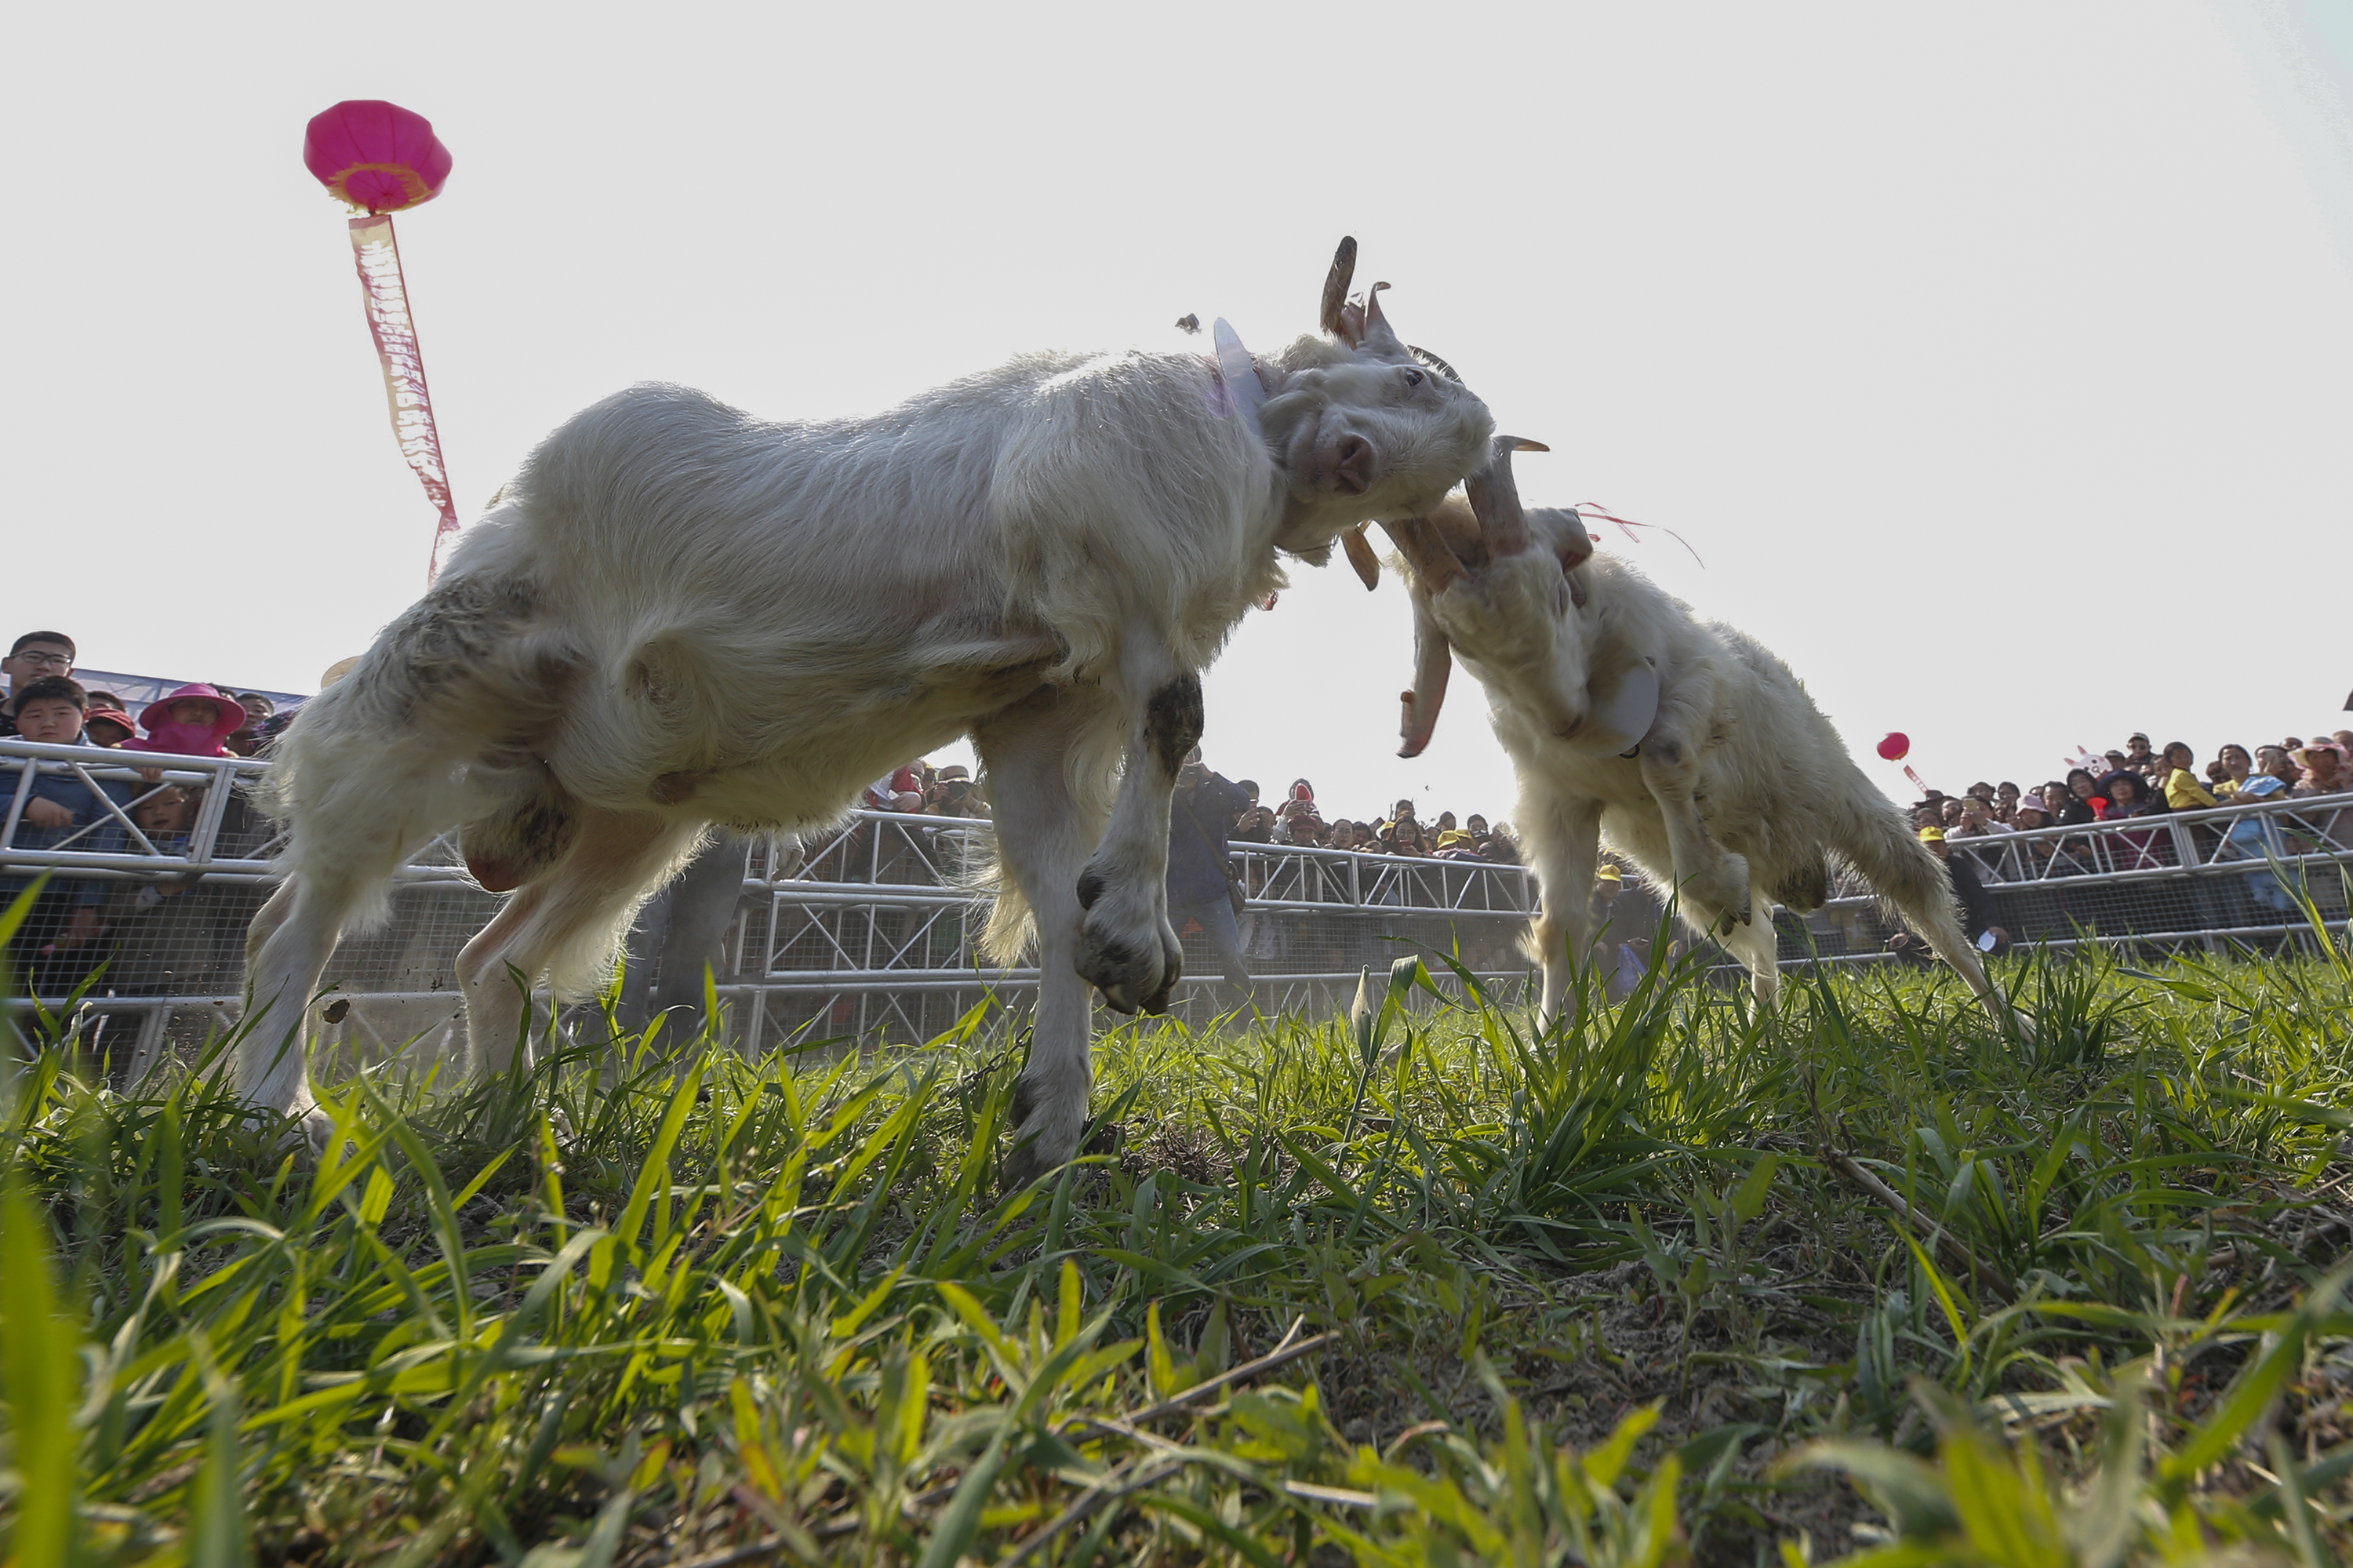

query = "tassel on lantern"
(345, 215), (461, 580)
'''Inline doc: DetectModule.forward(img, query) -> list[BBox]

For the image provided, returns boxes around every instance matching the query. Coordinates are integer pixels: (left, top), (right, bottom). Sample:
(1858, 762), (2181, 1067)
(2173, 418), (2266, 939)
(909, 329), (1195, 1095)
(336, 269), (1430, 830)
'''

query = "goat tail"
(253, 560), (582, 930)
(969, 695), (1125, 968)
(1834, 797), (1973, 957)
(977, 868), (1034, 968)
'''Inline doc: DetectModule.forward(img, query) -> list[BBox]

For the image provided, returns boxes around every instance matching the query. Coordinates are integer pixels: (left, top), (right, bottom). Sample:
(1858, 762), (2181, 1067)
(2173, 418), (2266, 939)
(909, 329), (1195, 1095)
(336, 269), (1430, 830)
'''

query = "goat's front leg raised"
(1073, 647), (1198, 1013)
(1526, 795), (1603, 1027)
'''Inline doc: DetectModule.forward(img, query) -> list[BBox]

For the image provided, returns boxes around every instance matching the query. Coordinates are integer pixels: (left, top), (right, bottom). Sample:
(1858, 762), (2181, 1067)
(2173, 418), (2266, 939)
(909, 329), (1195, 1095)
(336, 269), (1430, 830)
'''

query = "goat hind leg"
(240, 871), (372, 1119)
(1526, 799), (1603, 1028)
(1726, 878), (1782, 1011)
(456, 809), (696, 1081)
(974, 686), (1118, 1185)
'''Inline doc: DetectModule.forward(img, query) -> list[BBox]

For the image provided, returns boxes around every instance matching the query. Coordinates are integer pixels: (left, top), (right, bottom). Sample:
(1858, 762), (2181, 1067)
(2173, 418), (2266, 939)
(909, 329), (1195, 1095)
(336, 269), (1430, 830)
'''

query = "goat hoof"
(1004, 1076), (1086, 1188)
(1076, 904), (1176, 1016)
(1001, 1137), (1060, 1190)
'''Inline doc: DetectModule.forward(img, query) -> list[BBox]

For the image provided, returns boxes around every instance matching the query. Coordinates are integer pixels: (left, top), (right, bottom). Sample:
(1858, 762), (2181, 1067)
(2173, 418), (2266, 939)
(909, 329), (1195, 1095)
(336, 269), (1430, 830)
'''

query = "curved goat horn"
(1320, 236), (1358, 335)
(1466, 436), (1549, 557)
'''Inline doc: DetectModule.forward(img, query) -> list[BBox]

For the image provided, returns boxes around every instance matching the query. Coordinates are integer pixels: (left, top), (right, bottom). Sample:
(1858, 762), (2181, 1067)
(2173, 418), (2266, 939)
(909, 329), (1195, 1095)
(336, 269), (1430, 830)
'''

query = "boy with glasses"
(1, 631), (76, 737)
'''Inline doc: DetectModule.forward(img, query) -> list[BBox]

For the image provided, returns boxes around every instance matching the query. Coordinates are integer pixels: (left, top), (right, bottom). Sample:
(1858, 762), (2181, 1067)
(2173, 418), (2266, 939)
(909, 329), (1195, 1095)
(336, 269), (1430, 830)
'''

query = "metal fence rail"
(2, 740), (1537, 1068)
(9, 737), (2350, 1073)
(1772, 792), (2353, 964)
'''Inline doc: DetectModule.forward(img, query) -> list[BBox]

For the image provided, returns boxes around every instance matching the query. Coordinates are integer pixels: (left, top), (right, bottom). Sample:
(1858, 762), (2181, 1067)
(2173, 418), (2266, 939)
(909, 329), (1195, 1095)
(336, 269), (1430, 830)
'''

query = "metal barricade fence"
(1769, 793), (2353, 966)
(1, 740), (1538, 1070)
(9, 737), (2350, 1071)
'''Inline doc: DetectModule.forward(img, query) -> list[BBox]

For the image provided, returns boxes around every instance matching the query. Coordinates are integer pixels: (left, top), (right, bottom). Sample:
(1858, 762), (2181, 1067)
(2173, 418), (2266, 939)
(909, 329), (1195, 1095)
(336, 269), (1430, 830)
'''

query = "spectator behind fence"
(2161, 741), (2218, 810)
(2213, 744), (2254, 796)
(91, 783), (254, 998)
(2, 676), (134, 991)
(2062, 769), (2107, 823)
(1, 631), (77, 737)
(1948, 796), (2013, 839)
(123, 684), (245, 758)
(2296, 741), (2349, 796)
(226, 693), (275, 757)
(83, 708), (137, 748)
(1432, 828), (1480, 860)
(2100, 770), (2156, 819)
(1167, 748), (1253, 1000)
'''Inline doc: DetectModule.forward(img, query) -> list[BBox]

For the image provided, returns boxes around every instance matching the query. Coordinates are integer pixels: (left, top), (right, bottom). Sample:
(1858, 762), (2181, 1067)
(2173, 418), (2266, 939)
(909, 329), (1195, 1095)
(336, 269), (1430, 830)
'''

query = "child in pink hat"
(124, 684), (248, 757)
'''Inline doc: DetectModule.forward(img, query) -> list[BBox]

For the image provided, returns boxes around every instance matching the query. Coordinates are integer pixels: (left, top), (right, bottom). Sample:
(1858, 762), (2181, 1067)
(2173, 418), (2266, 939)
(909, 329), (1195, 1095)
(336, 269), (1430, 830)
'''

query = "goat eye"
(1402, 368), (1424, 388)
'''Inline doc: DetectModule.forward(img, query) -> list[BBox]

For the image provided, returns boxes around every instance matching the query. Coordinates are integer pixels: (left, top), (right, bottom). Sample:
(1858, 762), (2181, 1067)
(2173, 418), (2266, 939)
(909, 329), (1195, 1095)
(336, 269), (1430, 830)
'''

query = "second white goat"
(1377, 438), (2006, 1023)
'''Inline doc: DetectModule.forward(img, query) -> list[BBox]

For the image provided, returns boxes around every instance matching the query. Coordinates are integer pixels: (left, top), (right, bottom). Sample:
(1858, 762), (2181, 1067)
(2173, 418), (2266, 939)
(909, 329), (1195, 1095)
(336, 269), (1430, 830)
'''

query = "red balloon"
(1876, 732), (1910, 762)
(303, 100), (453, 215)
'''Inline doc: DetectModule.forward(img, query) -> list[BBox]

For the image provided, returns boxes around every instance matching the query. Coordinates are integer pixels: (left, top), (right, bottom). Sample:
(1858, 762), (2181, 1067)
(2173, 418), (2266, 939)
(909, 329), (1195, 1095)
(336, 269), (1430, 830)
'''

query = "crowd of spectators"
(1217, 777), (1523, 864)
(1907, 727), (2353, 843)
(2, 628), (293, 995)
(1, 631), (293, 757)
(858, 751), (1529, 863)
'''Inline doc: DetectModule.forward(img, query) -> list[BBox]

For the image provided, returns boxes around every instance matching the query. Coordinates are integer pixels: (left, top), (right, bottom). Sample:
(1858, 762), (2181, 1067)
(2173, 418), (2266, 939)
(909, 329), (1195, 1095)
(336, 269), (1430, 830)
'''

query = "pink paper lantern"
(1876, 732), (1910, 762)
(303, 100), (453, 215)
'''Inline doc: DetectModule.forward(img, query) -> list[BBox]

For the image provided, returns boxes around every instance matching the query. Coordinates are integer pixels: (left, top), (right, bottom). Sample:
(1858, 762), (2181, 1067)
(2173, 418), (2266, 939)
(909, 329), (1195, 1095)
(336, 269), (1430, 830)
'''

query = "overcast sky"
(4, 2), (2347, 824)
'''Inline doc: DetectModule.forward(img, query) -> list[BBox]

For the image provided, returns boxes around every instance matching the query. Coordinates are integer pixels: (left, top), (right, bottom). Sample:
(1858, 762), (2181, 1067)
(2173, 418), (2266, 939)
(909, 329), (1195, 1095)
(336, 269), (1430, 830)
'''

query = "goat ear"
(1399, 591), (1453, 759)
(1355, 281), (1407, 355)
(1566, 660), (1660, 758)
(1533, 507), (1595, 574)
(1342, 525), (1381, 591)
(1320, 235), (1358, 336)
(1466, 436), (1548, 557)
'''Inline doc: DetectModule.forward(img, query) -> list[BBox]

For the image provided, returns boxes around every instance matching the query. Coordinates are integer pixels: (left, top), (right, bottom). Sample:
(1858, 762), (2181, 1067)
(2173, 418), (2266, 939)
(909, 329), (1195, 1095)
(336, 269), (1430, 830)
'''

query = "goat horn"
(1466, 435), (1548, 557)
(1321, 235), (1358, 335)
(1379, 514), (1469, 593)
(1362, 280), (1397, 342)
(1341, 524), (1381, 591)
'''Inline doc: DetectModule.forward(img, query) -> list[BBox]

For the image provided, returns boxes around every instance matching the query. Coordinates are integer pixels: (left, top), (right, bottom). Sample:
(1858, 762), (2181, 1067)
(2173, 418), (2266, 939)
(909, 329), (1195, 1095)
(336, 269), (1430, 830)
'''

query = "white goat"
(243, 240), (1494, 1181)
(1376, 438), (2004, 1023)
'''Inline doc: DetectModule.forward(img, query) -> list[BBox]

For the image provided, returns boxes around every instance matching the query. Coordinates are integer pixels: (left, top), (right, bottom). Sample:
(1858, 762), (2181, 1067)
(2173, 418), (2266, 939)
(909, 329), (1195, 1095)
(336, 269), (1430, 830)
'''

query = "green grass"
(4, 922), (2353, 1566)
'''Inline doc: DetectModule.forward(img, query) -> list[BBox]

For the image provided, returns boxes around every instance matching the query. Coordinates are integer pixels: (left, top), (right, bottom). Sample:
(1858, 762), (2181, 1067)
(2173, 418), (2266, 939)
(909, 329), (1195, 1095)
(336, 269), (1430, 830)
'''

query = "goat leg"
(1072, 649), (1196, 1015)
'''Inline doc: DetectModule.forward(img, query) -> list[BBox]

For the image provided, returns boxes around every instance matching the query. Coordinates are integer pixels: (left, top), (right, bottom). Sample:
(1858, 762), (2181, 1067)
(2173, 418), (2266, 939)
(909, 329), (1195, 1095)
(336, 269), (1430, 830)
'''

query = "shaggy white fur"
(1380, 438), (2006, 1025)
(242, 241), (1494, 1183)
